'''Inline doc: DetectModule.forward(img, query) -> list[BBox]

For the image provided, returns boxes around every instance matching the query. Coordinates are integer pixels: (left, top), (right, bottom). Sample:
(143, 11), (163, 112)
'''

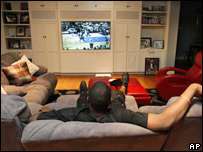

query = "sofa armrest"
(162, 117), (202, 151)
(33, 65), (48, 76)
(1, 118), (25, 151)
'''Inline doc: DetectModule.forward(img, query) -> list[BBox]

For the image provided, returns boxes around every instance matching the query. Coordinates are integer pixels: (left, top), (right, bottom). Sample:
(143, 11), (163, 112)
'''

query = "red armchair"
(155, 51), (202, 101)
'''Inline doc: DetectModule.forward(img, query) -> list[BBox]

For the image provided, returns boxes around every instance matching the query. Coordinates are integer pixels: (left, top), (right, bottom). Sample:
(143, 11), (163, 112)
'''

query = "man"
(29, 73), (202, 131)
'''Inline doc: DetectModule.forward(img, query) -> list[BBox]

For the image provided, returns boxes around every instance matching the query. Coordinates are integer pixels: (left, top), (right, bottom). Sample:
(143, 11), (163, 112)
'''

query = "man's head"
(88, 81), (111, 111)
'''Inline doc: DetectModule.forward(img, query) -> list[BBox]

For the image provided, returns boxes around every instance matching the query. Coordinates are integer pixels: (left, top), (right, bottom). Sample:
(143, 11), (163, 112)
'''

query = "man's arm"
(147, 83), (202, 131)
(29, 106), (52, 122)
(29, 106), (80, 122)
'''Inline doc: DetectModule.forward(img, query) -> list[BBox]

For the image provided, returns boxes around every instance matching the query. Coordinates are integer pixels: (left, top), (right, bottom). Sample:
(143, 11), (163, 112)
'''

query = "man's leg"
(77, 81), (89, 108)
(110, 72), (129, 108)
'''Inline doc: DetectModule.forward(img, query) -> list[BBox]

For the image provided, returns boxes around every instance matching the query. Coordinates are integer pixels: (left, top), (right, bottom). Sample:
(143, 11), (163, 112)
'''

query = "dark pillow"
(1, 62), (36, 86)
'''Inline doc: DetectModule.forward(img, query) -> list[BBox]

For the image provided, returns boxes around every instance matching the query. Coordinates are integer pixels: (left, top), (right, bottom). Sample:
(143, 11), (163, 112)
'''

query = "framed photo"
(145, 58), (159, 75)
(16, 26), (25, 37)
(159, 16), (166, 25)
(8, 40), (20, 49)
(20, 14), (29, 24)
(20, 42), (26, 49)
(4, 14), (18, 24)
(153, 40), (164, 49)
(141, 38), (152, 48)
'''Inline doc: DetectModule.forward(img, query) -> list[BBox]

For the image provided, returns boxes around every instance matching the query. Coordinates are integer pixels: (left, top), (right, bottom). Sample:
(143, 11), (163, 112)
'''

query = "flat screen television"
(61, 21), (111, 50)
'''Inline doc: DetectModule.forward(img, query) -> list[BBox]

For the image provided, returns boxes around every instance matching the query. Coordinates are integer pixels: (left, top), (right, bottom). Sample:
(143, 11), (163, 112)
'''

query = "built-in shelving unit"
(1, 1), (32, 57)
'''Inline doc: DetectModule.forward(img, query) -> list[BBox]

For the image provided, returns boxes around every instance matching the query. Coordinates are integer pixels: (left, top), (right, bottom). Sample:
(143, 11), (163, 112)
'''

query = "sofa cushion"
(31, 73), (57, 97)
(1, 52), (21, 68)
(23, 84), (48, 105)
(1, 70), (9, 85)
(2, 85), (27, 96)
(2, 62), (36, 86)
(33, 65), (48, 76)
(21, 120), (156, 143)
(12, 55), (39, 76)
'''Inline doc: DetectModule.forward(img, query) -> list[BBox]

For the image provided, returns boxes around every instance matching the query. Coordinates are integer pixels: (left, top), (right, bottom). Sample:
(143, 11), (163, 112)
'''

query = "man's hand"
(39, 106), (52, 112)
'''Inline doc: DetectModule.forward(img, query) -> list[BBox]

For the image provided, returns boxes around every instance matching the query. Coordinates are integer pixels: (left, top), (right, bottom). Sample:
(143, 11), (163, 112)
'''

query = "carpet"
(145, 88), (167, 106)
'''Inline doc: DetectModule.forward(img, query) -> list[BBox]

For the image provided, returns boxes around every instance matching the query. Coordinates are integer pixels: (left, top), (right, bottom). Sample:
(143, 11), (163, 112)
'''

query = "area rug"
(145, 88), (167, 106)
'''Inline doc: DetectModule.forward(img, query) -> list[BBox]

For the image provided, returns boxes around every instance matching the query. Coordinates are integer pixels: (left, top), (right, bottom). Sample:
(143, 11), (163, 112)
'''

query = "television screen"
(61, 21), (111, 50)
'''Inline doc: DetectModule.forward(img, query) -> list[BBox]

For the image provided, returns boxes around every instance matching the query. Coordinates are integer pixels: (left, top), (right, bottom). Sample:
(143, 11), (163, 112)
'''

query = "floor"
(55, 74), (156, 90)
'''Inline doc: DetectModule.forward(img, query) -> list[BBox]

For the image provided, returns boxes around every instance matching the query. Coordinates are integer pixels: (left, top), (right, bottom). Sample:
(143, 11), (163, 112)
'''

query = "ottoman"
(89, 78), (151, 105)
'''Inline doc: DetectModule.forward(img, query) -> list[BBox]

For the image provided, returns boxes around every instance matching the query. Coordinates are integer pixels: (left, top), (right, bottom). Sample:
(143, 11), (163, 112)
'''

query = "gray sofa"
(1, 52), (57, 113)
(1, 93), (202, 151)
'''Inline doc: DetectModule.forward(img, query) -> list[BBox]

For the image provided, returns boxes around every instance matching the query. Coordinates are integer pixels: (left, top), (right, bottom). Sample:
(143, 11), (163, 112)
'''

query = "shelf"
(3, 24), (30, 26)
(142, 24), (166, 27)
(142, 11), (167, 14)
(7, 49), (32, 52)
(5, 37), (31, 39)
(2, 10), (29, 13)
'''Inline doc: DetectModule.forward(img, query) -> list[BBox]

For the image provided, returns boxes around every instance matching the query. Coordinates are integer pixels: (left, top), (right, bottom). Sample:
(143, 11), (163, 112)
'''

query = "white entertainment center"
(1, 1), (180, 74)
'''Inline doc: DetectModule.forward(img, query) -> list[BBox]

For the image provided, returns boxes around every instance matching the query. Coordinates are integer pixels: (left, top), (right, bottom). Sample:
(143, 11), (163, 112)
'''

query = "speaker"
(31, 10), (56, 20)
(116, 11), (140, 20)
(60, 10), (111, 19)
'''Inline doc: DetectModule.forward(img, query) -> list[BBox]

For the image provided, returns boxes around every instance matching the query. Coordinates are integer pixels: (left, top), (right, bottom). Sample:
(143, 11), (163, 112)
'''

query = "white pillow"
(1, 86), (7, 94)
(12, 55), (39, 75)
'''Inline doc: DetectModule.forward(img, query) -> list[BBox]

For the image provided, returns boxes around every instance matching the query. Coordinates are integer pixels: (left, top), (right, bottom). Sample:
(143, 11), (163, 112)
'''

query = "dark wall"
(176, 1), (202, 59)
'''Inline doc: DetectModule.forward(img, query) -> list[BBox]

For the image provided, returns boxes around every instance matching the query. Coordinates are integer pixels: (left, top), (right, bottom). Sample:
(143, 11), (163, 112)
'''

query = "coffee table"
(89, 78), (151, 105)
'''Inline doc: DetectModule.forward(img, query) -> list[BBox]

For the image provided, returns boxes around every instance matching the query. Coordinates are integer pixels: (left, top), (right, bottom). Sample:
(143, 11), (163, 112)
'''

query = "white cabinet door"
(47, 52), (60, 72)
(44, 22), (59, 52)
(114, 1), (142, 10)
(114, 22), (127, 72)
(43, 1), (57, 9)
(94, 1), (114, 9)
(127, 51), (139, 72)
(114, 1), (129, 10)
(128, 1), (142, 11)
(114, 52), (127, 72)
(31, 22), (60, 72)
(33, 52), (47, 67)
(31, 22), (45, 52)
(28, 1), (43, 9)
(114, 22), (127, 52)
(29, 1), (56, 9)
(127, 22), (140, 52)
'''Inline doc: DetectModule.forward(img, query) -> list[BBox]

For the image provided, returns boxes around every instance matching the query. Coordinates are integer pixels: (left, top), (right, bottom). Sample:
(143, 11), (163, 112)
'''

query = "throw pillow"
(2, 62), (36, 86)
(1, 86), (7, 94)
(12, 55), (39, 76)
(2, 85), (27, 96)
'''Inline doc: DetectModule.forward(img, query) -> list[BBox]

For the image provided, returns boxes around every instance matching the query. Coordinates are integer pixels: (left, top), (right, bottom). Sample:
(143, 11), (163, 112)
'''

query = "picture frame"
(145, 58), (159, 75)
(20, 42), (26, 49)
(8, 40), (20, 49)
(4, 14), (18, 24)
(141, 38), (152, 48)
(16, 26), (25, 37)
(20, 14), (29, 24)
(153, 40), (164, 49)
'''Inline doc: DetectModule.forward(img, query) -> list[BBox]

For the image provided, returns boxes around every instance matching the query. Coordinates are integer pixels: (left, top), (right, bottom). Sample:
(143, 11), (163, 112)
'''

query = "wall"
(166, 1), (180, 67)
